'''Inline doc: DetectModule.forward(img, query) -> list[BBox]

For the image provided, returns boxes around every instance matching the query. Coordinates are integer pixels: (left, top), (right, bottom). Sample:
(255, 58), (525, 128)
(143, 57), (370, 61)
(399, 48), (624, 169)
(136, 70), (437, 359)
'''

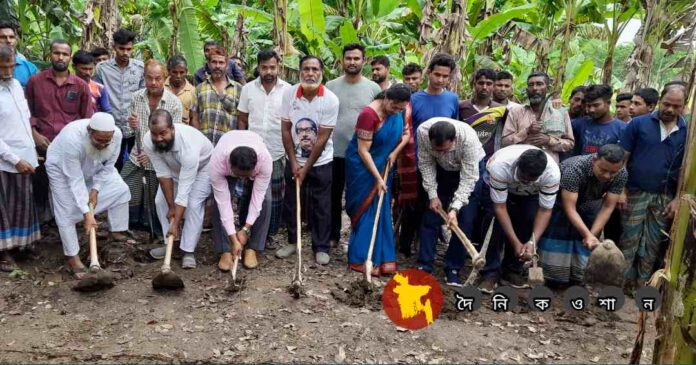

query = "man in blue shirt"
(570, 84), (626, 157)
(410, 53), (459, 132)
(0, 21), (37, 88)
(620, 84), (688, 288)
(400, 53), (460, 261)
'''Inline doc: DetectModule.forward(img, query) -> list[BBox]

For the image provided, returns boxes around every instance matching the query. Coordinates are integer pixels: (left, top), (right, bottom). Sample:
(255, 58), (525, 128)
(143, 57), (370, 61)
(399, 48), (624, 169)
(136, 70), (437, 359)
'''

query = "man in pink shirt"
(210, 130), (273, 271)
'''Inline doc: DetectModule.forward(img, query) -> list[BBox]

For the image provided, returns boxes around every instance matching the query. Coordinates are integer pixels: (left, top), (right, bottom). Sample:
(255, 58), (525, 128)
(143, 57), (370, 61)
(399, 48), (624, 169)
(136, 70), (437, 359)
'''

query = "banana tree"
(592, 0), (640, 85)
(79, 0), (119, 51)
(623, 0), (694, 90)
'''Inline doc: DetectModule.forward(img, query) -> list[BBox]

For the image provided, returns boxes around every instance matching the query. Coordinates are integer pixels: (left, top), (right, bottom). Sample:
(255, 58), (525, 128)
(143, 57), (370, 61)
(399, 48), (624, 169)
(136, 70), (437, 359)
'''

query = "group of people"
(0, 21), (689, 294)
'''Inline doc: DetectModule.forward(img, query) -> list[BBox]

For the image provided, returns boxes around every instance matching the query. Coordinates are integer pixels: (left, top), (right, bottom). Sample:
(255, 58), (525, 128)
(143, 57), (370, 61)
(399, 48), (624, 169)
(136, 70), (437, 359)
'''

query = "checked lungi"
(620, 191), (672, 282)
(0, 171), (40, 250)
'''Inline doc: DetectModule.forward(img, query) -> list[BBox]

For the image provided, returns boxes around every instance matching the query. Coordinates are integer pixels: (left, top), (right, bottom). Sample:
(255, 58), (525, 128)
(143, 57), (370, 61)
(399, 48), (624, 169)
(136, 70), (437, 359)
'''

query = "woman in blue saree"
(345, 84), (411, 276)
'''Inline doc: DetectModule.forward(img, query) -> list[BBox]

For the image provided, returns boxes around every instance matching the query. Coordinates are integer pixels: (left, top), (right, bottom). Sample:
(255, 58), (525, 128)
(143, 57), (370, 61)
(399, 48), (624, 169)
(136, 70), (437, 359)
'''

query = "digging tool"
(73, 204), (115, 292)
(435, 208), (484, 270)
(365, 161), (392, 284)
(584, 239), (625, 287)
(152, 233), (184, 290)
(227, 251), (245, 293)
(134, 128), (156, 242)
(464, 217), (496, 286)
(289, 179), (304, 299)
(527, 233), (545, 286)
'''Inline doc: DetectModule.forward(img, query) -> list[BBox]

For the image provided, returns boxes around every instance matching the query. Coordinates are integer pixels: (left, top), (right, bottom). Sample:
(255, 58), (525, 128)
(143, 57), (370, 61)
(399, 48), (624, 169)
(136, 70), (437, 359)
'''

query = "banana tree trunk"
(230, 0), (246, 58)
(602, 42), (616, 85)
(535, 39), (551, 74)
(554, 9), (574, 91)
(79, 0), (119, 52)
(651, 86), (696, 364)
(418, 0), (435, 50)
(624, 0), (669, 90)
(431, 0), (469, 93)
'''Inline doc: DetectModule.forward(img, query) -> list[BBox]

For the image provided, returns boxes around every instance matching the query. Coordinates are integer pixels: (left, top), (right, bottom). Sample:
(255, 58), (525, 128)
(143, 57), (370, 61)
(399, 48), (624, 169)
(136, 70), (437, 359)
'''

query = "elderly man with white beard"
(45, 112), (130, 279)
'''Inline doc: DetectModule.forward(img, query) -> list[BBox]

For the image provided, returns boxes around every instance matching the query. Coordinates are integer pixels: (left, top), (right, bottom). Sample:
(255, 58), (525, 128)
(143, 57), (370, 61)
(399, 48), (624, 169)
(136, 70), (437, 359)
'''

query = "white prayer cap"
(88, 112), (116, 132)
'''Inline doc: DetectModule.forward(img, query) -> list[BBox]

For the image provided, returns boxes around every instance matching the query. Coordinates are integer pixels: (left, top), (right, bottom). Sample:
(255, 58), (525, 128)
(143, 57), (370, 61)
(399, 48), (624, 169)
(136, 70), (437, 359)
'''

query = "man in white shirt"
(0, 46), (40, 272)
(237, 49), (290, 242)
(486, 144), (560, 288)
(416, 117), (485, 286)
(143, 110), (213, 269)
(326, 43), (382, 248)
(45, 113), (131, 279)
(275, 55), (339, 265)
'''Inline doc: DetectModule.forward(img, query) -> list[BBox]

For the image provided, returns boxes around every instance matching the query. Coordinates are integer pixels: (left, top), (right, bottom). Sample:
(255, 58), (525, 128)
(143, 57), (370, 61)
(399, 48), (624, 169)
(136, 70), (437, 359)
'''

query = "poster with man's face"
(295, 118), (318, 158)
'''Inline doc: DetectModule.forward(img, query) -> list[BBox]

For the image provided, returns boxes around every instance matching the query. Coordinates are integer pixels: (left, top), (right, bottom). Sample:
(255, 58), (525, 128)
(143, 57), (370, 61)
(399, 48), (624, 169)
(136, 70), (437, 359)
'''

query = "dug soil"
(0, 220), (655, 364)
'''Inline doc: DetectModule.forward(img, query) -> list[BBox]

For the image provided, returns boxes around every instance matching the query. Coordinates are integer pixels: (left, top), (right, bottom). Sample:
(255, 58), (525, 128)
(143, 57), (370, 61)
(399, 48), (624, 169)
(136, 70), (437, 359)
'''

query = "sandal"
(66, 265), (87, 280)
(0, 254), (17, 272)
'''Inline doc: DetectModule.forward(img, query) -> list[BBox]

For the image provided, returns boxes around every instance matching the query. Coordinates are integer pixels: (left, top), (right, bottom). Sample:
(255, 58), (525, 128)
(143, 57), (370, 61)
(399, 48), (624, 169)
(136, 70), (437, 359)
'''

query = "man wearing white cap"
(45, 112), (131, 278)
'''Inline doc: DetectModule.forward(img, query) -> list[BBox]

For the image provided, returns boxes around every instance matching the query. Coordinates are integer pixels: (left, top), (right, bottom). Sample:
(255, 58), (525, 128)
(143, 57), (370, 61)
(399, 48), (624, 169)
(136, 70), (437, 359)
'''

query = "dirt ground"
(0, 219), (656, 364)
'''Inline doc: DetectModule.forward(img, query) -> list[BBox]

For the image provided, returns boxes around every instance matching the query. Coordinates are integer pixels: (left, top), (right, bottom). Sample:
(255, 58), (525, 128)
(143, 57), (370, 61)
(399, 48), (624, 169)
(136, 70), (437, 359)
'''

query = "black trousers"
(284, 161), (332, 253)
(330, 157), (346, 242)
(116, 136), (136, 172)
(398, 172), (427, 253)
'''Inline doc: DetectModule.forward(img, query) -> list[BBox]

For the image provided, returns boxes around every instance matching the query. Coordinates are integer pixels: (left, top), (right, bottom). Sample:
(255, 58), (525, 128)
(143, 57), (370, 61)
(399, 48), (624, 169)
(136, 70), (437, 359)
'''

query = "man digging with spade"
(143, 110), (213, 269)
(45, 112), (130, 279)
(211, 130), (273, 272)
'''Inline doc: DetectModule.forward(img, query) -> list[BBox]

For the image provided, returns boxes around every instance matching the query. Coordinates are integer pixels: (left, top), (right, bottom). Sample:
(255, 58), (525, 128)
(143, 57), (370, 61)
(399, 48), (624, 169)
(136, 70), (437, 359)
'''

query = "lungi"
(0, 171), (40, 250)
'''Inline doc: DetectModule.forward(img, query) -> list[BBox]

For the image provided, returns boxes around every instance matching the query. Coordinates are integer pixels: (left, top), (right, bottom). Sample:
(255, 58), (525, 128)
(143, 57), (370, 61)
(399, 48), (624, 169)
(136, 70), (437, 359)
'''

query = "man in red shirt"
(25, 39), (94, 221)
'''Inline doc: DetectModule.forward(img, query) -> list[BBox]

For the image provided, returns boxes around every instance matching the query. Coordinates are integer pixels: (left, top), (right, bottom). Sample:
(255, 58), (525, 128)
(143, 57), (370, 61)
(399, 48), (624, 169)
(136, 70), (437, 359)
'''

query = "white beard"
(85, 139), (114, 162)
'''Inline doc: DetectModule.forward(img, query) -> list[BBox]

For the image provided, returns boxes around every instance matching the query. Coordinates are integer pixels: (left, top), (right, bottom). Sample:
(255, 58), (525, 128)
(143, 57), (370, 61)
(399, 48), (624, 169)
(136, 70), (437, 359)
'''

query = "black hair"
(229, 146), (258, 171)
(660, 83), (688, 100)
(91, 47), (109, 58)
(299, 55), (324, 70)
(204, 40), (220, 48)
(342, 43), (365, 58)
(596, 144), (625, 164)
(527, 71), (550, 86)
(583, 84), (613, 103)
(72, 50), (95, 65)
(257, 49), (280, 64)
(616, 93), (632, 103)
(0, 21), (17, 35)
(428, 121), (456, 146)
(375, 83), (412, 102)
(167, 55), (187, 69)
(113, 29), (136, 45)
(517, 149), (547, 180)
(149, 109), (173, 127)
(473, 68), (497, 83)
(496, 70), (514, 82)
(50, 39), (70, 52)
(370, 55), (390, 68)
(402, 63), (423, 77)
(427, 53), (456, 72)
(634, 88), (659, 106)
(570, 85), (587, 99)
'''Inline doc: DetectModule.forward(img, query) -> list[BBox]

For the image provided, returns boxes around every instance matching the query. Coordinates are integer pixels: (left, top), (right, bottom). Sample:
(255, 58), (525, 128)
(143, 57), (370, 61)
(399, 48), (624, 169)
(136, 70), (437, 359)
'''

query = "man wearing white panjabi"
(143, 109), (213, 269)
(45, 112), (130, 278)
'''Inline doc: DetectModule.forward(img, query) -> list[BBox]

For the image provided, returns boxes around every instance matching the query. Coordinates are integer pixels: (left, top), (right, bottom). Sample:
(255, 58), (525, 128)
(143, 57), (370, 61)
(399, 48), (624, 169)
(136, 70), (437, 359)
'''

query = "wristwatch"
(241, 226), (251, 235)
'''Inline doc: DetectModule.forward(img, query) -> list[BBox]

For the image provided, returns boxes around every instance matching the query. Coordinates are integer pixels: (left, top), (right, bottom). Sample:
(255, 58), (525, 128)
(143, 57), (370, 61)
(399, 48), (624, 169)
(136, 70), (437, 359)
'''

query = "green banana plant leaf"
(297, 0), (326, 54)
(178, 0), (206, 74)
(469, 2), (538, 41)
(562, 58), (594, 101)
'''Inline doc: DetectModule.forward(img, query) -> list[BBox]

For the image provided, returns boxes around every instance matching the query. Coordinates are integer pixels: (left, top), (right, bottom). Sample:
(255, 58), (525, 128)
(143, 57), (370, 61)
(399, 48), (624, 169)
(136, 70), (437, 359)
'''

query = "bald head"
(145, 59), (166, 96)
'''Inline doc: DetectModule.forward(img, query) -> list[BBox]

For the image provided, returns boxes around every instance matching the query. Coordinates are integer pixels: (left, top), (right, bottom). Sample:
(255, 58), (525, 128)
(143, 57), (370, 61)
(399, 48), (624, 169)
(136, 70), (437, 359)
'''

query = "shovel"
(364, 161), (392, 284)
(527, 233), (545, 287)
(152, 233), (184, 290)
(227, 252), (245, 293)
(73, 204), (115, 292)
(289, 179), (304, 299)
(464, 217), (496, 286)
(436, 208), (484, 270)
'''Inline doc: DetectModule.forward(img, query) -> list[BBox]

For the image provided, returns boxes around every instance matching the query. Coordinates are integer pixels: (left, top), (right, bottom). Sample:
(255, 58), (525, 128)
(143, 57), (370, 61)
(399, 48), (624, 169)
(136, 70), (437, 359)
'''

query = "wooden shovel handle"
(295, 179), (302, 283)
(231, 254), (239, 282)
(163, 233), (175, 273)
(88, 203), (100, 270)
(436, 207), (480, 262)
(365, 161), (392, 283)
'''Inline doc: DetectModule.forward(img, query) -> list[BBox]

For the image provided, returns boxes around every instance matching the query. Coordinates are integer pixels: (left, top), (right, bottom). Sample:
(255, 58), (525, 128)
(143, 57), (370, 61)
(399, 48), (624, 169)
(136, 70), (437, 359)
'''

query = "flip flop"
(0, 256), (17, 273)
(66, 265), (87, 280)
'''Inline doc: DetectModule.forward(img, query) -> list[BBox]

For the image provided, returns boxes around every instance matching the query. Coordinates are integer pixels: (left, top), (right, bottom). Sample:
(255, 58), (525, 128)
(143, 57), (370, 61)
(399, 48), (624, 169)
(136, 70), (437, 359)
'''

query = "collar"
(46, 69), (76, 85)
(165, 78), (194, 91)
(205, 74), (234, 87)
(649, 111), (687, 129)
(295, 84), (325, 98)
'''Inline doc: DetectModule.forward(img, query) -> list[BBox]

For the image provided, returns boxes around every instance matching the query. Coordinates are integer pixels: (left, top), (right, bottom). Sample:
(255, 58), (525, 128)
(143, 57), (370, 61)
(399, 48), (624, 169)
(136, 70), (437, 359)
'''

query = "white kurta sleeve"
(0, 138), (20, 166)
